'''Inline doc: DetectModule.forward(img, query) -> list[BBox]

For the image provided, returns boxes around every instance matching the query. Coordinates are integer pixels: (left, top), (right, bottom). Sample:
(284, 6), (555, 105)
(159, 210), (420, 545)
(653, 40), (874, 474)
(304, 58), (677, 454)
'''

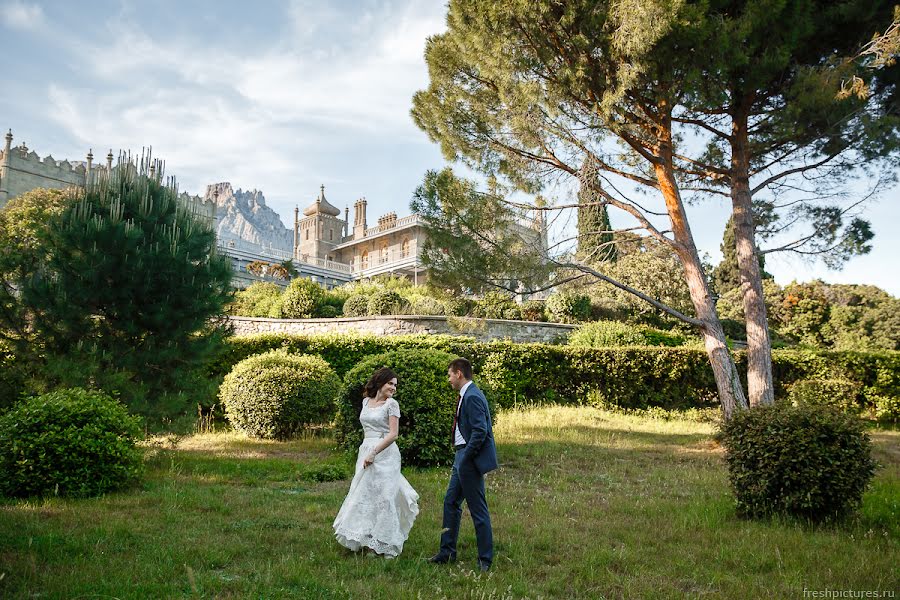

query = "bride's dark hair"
(364, 367), (398, 398)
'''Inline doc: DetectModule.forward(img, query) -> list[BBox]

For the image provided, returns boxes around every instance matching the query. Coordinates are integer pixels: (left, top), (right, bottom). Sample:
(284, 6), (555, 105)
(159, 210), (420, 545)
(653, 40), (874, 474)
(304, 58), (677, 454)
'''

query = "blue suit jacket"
(458, 382), (499, 475)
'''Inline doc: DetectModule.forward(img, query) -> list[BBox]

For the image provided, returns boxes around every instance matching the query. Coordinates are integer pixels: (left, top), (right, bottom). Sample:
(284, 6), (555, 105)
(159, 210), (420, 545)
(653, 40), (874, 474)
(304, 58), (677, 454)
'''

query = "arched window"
(380, 242), (389, 264)
(329, 229), (333, 241)
(305, 229), (309, 241)
(361, 250), (369, 269)
(401, 238), (410, 258)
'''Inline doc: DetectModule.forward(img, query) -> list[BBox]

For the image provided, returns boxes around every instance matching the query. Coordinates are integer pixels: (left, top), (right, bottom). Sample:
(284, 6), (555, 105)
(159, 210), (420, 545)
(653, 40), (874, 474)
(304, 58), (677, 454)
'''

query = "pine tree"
(20, 155), (232, 412)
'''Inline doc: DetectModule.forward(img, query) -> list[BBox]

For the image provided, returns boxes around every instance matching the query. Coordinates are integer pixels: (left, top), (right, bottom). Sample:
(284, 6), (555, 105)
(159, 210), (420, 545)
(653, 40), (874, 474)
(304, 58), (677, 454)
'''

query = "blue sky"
(2, 0), (898, 295)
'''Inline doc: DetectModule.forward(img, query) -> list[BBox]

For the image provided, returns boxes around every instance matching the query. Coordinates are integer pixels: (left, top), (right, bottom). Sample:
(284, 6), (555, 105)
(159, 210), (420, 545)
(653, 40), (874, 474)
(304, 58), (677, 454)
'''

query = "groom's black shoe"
(428, 553), (456, 564)
(478, 561), (491, 572)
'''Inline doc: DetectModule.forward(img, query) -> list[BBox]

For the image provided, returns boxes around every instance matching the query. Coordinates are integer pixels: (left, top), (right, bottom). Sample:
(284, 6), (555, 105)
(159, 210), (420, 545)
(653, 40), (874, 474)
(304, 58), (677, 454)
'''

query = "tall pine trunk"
(731, 105), (775, 407)
(653, 117), (748, 418)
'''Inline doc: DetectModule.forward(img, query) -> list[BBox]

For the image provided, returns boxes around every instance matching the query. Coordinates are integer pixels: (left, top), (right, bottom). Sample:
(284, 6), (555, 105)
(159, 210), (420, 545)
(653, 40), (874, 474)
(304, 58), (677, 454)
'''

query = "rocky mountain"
(205, 182), (293, 252)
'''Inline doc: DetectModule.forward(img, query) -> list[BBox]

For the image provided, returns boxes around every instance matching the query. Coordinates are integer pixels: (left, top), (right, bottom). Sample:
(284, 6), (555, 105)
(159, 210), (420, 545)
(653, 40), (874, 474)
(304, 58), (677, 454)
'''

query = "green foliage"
(410, 169), (552, 296)
(569, 321), (686, 348)
(720, 403), (877, 522)
(0, 342), (24, 413)
(342, 294), (369, 317)
(0, 388), (143, 498)
(315, 305), (340, 318)
(334, 349), (459, 467)
(230, 282), (284, 317)
(406, 294), (446, 316)
(280, 278), (325, 319)
(209, 333), (899, 417)
(711, 216), (773, 296)
(576, 186), (616, 264)
(219, 350), (340, 439)
(472, 291), (521, 320)
(788, 379), (864, 414)
(520, 300), (546, 322)
(583, 235), (695, 327)
(545, 292), (592, 324)
(1, 160), (232, 415)
(367, 289), (407, 316)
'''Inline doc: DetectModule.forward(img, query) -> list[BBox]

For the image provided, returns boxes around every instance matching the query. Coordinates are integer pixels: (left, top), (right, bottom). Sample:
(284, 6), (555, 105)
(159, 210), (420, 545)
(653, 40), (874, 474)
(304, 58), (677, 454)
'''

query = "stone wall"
(227, 315), (576, 344)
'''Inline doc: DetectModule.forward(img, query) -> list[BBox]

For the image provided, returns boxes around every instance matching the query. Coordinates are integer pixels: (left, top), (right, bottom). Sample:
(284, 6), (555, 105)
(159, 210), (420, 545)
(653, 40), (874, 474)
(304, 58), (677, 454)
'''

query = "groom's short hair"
(448, 358), (473, 380)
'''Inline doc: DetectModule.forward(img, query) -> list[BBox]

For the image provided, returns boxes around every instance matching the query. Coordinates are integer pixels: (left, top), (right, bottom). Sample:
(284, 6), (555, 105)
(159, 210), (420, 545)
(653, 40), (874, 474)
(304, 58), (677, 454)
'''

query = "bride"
(333, 367), (419, 558)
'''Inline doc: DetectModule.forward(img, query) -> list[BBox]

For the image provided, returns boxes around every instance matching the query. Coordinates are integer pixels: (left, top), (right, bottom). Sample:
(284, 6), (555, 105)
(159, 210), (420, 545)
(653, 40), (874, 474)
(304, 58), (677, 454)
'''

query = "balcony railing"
(362, 214), (423, 237)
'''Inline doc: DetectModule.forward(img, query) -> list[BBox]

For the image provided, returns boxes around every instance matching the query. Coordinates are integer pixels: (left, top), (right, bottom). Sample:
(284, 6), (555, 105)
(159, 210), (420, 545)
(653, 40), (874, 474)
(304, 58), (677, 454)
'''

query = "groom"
(429, 357), (498, 572)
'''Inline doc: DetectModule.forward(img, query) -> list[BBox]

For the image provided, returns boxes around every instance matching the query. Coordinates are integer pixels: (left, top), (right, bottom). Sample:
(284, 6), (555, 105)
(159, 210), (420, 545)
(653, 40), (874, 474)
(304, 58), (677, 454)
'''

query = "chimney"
(353, 197), (367, 239)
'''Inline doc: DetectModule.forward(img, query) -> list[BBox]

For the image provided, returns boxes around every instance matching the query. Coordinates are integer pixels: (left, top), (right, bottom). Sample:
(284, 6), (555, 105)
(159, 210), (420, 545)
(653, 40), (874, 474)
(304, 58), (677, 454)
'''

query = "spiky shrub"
(343, 294), (369, 317)
(0, 388), (143, 498)
(720, 402), (877, 522)
(220, 350), (340, 439)
(17, 156), (232, 415)
(279, 278), (325, 319)
(335, 349), (459, 467)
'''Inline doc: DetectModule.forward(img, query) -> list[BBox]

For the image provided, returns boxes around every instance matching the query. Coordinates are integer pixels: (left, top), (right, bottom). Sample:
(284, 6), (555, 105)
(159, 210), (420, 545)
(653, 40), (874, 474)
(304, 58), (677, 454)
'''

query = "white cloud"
(0, 1), (43, 30)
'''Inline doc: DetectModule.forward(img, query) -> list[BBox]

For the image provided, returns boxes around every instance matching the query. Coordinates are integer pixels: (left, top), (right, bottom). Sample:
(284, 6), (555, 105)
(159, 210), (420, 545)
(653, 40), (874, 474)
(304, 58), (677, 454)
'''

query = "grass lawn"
(1, 405), (897, 599)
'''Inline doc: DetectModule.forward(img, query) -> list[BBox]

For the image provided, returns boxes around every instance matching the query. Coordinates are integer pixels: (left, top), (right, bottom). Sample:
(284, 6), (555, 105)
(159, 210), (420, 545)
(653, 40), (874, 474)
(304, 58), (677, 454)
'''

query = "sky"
(2, 0), (898, 295)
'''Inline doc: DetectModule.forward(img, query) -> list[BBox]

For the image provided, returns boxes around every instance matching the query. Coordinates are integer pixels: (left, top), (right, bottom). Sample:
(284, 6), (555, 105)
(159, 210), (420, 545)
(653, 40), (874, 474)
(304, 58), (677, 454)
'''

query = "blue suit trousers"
(439, 448), (493, 566)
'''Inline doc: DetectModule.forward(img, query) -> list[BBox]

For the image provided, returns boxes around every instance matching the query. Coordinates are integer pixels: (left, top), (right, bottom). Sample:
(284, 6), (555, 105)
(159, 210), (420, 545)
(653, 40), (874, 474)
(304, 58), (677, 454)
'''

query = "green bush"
(789, 379), (863, 413)
(0, 343), (24, 413)
(209, 333), (900, 415)
(280, 278), (325, 319)
(546, 292), (592, 323)
(872, 394), (900, 424)
(521, 300), (546, 322)
(230, 282), (283, 317)
(335, 349), (459, 467)
(316, 305), (340, 318)
(720, 403), (877, 521)
(0, 388), (143, 498)
(367, 289), (406, 316)
(472, 291), (521, 320)
(442, 296), (471, 317)
(219, 350), (340, 439)
(569, 320), (686, 348)
(408, 295), (446, 316)
(343, 294), (369, 317)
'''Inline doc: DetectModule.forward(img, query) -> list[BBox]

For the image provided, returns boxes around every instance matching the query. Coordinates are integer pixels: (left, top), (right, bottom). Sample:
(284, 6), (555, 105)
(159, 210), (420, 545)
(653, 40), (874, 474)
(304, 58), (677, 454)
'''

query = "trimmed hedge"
(208, 334), (899, 413)
(219, 350), (341, 439)
(569, 320), (687, 348)
(335, 349), (459, 467)
(0, 388), (143, 498)
(720, 402), (877, 521)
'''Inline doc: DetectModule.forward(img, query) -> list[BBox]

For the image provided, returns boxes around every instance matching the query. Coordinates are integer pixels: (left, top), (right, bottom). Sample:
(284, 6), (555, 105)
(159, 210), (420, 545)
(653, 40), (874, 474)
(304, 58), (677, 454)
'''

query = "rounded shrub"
(0, 388), (143, 498)
(569, 320), (686, 347)
(343, 294), (369, 317)
(367, 289), (406, 316)
(219, 350), (341, 439)
(546, 292), (592, 323)
(280, 278), (325, 319)
(335, 348), (458, 467)
(407, 295), (446, 316)
(315, 304), (340, 318)
(472, 291), (521, 320)
(719, 402), (877, 522)
(521, 300), (546, 322)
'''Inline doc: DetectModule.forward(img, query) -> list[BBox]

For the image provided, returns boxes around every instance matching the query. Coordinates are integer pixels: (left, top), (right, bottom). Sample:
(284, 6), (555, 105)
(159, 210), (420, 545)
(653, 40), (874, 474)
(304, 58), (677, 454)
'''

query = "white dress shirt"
(454, 380), (473, 446)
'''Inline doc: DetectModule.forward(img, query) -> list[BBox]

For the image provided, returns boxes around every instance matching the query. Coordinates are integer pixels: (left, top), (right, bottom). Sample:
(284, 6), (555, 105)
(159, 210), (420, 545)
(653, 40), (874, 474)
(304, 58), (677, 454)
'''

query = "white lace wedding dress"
(333, 397), (419, 557)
